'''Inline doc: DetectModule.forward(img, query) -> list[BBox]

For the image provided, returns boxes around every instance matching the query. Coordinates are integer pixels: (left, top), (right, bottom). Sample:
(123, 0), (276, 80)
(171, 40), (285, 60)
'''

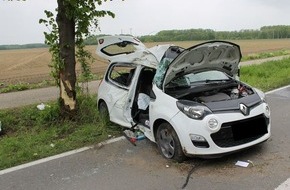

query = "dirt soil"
(1, 39), (290, 85)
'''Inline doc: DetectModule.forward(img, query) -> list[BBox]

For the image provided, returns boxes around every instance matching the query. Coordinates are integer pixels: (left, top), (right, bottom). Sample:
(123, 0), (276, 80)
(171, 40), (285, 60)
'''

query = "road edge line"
(275, 178), (290, 190)
(0, 136), (125, 175)
(265, 85), (290, 95)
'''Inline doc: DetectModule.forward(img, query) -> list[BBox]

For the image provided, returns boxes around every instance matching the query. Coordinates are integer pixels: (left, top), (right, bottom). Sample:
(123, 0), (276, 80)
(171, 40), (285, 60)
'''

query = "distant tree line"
(0, 43), (48, 50)
(1, 25), (289, 50)
(139, 25), (290, 42)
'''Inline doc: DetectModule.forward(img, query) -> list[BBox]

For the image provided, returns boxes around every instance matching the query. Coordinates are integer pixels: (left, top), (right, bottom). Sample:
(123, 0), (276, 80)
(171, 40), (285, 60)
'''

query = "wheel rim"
(158, 128), (175, 159)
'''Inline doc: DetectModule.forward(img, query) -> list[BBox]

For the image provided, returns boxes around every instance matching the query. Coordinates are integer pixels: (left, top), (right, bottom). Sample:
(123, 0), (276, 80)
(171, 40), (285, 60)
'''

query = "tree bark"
(56, 0), (77, 118)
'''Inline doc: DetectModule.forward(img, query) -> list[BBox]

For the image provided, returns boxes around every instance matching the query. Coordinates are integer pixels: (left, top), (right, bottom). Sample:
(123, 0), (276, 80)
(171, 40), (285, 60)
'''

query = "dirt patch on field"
(1, 39), (290, 85)
(0, 46), (108, 85)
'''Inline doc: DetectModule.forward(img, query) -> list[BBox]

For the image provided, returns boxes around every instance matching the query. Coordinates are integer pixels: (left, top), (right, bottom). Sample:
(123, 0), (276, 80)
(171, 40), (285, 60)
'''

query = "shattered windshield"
(153, 46), (184, 88)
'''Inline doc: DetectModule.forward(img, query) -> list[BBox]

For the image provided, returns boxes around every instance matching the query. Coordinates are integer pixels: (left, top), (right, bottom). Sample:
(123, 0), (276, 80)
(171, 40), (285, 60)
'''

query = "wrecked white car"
(96, 35), (271, 162)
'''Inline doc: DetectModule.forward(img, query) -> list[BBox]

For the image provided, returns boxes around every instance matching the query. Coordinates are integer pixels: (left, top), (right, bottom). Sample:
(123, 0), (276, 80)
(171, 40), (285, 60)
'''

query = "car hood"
(163, 41), (241, 87)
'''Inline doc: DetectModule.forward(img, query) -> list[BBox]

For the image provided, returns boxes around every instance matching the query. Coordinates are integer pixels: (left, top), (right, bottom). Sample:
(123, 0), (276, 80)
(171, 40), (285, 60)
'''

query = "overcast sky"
(0, 0), (290, 45)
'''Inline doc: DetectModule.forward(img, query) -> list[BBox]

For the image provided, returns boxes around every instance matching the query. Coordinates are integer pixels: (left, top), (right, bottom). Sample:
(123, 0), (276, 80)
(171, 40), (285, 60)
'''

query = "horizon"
(1, 25), (289, 46)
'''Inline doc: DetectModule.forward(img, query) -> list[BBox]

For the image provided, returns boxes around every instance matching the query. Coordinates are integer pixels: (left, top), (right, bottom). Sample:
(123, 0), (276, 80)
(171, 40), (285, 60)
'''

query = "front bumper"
(169, 102), (271, 156)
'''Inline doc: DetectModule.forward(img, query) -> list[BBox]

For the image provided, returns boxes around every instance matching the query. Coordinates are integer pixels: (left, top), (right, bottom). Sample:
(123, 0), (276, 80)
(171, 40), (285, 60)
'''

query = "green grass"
(0, 80), (54, 93)
(240, 57), (290, 91)
(0, 74), (103, 93)
(241, 49), (290, 62)
(0, 95), (122, 170)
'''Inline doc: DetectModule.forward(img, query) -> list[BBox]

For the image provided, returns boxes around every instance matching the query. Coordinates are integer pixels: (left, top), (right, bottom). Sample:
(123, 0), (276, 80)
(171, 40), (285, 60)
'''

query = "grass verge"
(0, 80), (54, 93)
(240, 57), (290, 91)
(241, 49), (290, 61)
(0, 94), (122, 170)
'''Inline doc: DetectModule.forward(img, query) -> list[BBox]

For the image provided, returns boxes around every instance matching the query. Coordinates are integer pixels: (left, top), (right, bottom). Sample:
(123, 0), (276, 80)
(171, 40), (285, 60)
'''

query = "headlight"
(264, 104), (270, 118)
(255, 88), (266, 102)
(176, 100), (212, 120)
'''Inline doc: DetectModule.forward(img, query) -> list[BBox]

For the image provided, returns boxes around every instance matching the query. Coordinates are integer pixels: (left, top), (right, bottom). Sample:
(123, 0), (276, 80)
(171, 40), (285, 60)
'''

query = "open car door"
(96, 36), (147, 127)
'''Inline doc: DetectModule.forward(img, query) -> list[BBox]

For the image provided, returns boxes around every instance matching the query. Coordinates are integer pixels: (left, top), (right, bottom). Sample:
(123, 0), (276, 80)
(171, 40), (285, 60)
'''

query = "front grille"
(211, 114), (269, 148)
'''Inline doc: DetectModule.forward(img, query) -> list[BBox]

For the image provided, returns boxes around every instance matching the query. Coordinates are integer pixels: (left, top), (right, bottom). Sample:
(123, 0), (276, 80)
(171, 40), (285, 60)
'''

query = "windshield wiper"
(165, 85), (190, 90)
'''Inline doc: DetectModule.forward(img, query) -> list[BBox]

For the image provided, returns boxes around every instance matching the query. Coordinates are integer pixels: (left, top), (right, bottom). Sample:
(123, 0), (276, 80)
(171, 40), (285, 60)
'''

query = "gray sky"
(0, 0), (290, 45)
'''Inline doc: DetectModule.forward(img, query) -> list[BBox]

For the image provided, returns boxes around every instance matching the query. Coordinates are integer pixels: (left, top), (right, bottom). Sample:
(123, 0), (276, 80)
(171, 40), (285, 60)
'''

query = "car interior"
(132, 68), (156, 127)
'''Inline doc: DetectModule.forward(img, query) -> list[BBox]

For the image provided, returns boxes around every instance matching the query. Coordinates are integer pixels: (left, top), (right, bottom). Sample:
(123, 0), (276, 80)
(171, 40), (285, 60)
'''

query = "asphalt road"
(0, 81), (99, 109)
(0, 86), (290, 190)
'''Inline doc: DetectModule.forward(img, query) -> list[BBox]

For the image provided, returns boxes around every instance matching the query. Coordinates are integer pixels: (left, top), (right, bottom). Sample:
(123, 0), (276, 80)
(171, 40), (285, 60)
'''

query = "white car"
(96, 35), (271, 162)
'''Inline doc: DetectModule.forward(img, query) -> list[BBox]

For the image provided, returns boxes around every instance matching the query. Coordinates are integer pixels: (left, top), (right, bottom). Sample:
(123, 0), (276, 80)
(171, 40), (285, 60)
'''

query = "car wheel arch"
(153, 119), (169, 140)
(98, 99), (106, 109)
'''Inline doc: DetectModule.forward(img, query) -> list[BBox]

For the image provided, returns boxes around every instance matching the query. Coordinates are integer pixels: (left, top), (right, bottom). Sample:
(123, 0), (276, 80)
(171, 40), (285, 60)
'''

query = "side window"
(108, 64), (136, 87)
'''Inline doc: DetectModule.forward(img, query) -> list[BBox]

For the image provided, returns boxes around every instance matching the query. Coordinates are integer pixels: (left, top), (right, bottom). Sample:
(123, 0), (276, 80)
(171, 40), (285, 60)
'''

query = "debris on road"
(123, 129), (146, 146)
(235, 160), (253, 168)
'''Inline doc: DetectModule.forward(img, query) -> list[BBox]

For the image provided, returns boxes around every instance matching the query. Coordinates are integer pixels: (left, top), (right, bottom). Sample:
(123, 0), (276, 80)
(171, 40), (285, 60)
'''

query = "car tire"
(98, 101), (109, 119)
(156, 123), (186, 162)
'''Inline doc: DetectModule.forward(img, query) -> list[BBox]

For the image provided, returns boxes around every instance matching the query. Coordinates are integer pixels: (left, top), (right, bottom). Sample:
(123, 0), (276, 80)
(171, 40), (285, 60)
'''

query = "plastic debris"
(235, 160), (250, 167)
(166, 164), (170, 168)
(247, 160), (254, 167)
(37, 103), (46, 110)
(123, 129), (146, 146)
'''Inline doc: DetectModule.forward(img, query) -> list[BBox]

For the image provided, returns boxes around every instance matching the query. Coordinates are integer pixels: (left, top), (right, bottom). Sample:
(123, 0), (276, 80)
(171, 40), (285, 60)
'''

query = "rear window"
(101, 41), (138, 56)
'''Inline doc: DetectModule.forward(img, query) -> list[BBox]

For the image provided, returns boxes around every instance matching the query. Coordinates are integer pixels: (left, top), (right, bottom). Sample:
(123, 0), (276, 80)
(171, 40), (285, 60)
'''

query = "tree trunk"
(56, 0), (77, 118)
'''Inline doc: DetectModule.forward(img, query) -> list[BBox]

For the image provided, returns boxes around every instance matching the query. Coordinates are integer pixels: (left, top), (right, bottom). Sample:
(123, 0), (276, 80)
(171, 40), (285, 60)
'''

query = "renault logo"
(240, 103), (249, 116)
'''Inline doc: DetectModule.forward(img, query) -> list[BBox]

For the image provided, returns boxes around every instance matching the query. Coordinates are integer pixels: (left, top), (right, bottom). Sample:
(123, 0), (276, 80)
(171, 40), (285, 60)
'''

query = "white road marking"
(265, 85), (290, 95)
(0, 136), (125, 175)
(275, 178), (290, 190)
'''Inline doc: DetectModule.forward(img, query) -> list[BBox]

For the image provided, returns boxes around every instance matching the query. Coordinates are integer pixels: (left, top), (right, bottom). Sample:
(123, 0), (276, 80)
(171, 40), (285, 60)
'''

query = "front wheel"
(156, 123), (186, 162)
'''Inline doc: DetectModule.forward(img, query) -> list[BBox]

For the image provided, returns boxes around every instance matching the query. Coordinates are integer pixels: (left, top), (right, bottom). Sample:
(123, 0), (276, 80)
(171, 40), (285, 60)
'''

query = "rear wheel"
(156, 123), (186, 162)
(98, 101), (109, 119)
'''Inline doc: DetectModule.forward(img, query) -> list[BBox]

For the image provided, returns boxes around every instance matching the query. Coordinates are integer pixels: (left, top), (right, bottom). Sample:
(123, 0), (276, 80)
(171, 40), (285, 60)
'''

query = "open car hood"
(163, 41), (242, 87)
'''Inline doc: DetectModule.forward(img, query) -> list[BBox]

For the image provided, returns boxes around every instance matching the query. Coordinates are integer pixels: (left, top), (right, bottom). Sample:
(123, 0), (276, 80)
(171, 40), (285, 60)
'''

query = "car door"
(96, 35), (170, 127)
(104, 62), (138, 127)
